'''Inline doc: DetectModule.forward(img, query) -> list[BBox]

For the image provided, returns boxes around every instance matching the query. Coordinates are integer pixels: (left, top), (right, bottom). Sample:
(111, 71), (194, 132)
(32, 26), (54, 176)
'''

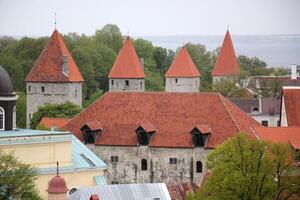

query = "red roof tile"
(25, 29), (84, 82)
(282, 87), (300, 126)
(82, 121), (103, 131)
(40, 117), (71, 130)
(63, 92), (260, 148)
(138, 121), (157, 132)
(194, 124), (211, 134)
(253, 126), (300, 149)
(108, 37), (145, 78)
(212, 31), (240, 76)
(165, 47), (200, 78)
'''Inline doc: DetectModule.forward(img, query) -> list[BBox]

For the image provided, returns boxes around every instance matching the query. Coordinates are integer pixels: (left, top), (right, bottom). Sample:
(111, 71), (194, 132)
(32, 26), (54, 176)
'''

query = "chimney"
(90, 194), (100, 200)
(62, 55), (69, 77)
(140, 58), (144, 68)
(291, 64), (298, 80)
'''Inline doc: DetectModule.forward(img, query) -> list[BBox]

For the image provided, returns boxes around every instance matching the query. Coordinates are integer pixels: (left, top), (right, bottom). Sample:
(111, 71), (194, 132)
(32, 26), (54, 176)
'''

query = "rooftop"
(39, 117), (71, 130)
(282, 87), (300, 126)
(64, 92), (260, 148)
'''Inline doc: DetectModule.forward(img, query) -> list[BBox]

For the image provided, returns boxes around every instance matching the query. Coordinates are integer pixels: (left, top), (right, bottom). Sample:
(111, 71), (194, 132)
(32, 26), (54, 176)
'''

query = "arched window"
(0, 107), (4, 130)
(141, 159), (147, 171)
(196, 161), (202, 173)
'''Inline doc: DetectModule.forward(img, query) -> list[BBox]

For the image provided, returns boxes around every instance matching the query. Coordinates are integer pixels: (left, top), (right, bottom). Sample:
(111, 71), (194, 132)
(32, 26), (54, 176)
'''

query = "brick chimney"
(291, 64), (298, 80)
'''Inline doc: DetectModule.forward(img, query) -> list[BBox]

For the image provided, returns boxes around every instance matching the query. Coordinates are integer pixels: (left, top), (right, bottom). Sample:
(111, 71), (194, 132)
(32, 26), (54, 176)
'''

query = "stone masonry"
(109, 78), (145, 92)
(26, 82), (82, 127)
(165, 77), (200, 93)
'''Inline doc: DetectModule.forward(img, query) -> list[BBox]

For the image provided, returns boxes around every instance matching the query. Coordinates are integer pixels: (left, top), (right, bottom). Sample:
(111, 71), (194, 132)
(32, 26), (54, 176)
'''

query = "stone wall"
(88, 145), (208, 185)
(165, 77), (200, 93)
(26, 82), (82, 127)
(109, 78), (145, 92)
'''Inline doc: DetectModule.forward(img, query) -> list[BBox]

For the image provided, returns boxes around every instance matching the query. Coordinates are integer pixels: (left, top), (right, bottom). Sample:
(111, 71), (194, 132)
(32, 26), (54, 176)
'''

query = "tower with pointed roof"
(108, 37), (145, 92)
(25, 29), (84, 127)
(212, 30), (240, 84)
(165, 47), (201, 92)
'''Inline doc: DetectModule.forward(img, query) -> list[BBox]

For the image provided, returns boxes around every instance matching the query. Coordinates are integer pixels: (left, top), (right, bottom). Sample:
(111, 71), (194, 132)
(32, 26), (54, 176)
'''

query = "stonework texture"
(88, 145), (208, 185)
(26, 82), (82, 128)
(109, 78), (145, 92)
(165, 77), (200, 93)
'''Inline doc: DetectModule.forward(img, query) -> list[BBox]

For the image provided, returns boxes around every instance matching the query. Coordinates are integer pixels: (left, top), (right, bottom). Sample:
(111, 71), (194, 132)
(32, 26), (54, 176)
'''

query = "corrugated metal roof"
(68, 183), (171, 200)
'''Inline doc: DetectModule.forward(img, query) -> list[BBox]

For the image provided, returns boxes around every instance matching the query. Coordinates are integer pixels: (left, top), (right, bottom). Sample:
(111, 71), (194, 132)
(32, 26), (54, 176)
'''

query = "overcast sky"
(0, 0), (300, 36)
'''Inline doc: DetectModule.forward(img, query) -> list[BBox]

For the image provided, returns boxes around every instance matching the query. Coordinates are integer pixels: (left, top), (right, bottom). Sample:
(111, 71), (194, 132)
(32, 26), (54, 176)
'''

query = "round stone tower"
(0, 65), (18, 130)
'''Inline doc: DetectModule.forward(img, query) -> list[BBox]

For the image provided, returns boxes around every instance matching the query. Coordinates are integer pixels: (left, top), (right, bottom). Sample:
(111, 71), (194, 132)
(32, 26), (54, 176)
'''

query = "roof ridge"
(217, 93), (241, 132)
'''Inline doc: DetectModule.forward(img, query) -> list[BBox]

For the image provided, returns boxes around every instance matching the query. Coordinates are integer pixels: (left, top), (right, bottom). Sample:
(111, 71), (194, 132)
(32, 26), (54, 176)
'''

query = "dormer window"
(191, 124), (211, 147)
(80, 121), (102, 144)
(136, 122), (156, 146)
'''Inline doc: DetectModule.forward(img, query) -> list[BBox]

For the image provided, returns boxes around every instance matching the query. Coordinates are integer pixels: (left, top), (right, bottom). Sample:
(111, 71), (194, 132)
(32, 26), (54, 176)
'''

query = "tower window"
(75, 89), (77, 98)
(196, 161), (203, 173)
(111, 156), (118, 163)
(112, 80), (114, 86)
(141, 159), (147, 171)
(125, 80), (129, 86)
(262, 120), (268, 127)
(140, 82), (143, 89)
(175, 78), (178, 84)
(169, 158), (177, 164)
(41, 86), (45, 92)
(28, 86), (31, 92)
(0, 107), (4, 130)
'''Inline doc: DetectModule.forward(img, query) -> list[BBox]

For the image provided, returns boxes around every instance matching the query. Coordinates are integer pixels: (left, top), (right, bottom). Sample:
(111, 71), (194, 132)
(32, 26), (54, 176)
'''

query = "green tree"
(16, 92), (26, 128)
(95, 24), (123, 53)
(83, 89), (103, 108)
(213, 79), (248, 98)
(30, 102), (82, 129)
(189, 134), (300, 200)
(0, 150), (42, 200)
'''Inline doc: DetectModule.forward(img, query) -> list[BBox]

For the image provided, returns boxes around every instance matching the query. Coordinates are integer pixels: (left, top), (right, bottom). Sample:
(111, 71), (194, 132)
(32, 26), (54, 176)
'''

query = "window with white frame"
(0, 107), (4, 130)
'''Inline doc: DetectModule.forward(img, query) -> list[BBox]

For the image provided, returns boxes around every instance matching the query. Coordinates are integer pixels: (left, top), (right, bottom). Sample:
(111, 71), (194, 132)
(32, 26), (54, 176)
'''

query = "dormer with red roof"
(212, 30), (240, 84)
(25, 29), (83, 128)
(165, 47), (201, 92)
(108, 37), (145, 92)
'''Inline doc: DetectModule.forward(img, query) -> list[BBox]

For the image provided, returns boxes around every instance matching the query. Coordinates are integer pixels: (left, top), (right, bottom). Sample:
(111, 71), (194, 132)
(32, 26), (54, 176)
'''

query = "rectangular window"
(125, 80), (129, 86)
(112, 80), (114, 86)
(28, 86), (31, 92)
(169, 158), (177, 164)
(175, 78), (178, 84)
(262, 120), (268, 127)
(111, 181), (119, 184)
(75, 90), (77, 98)
(111, 156), (118, 163)
(277, 120), (280, 127)
(41, 86), (45, 93)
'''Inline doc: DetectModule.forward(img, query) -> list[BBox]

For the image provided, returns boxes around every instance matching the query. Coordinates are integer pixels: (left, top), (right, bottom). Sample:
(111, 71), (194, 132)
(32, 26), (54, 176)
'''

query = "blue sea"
(137, 35), (300, 68)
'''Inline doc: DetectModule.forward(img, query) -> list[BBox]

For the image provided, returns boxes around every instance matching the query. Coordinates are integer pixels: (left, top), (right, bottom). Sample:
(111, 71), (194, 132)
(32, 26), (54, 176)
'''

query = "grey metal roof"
(0, 64), (15, 96)
(68, 183), (171, 200)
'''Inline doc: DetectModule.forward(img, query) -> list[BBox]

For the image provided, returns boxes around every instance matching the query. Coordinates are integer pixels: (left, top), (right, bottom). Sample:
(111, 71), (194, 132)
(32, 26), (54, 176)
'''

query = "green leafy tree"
(83, 89), (103, 108)
(213, 79), (248, 98)
(0, 150), (42, 200)
(30, 102), (82, 129)
(16, 92), (26, 128)
(189, 134), (300, 200)
(95, 24), (123, 52)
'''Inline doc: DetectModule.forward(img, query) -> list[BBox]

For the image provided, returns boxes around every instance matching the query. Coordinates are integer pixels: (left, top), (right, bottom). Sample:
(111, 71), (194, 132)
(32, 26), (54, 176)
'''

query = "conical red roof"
(108, 37), (145, 78)
(25, 29), (84, 82)
(212, 31), (240, 76)
(165, 47), (200, 78)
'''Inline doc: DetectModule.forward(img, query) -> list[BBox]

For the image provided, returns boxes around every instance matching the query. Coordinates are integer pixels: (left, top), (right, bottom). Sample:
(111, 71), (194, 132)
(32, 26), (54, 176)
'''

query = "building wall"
(88, 145), (208, 185)
(212, 76), (238, 85)
(0, 141), (72, 168)
(251, 114), (280, 127)
(109, 78), (145, 92)
(165, 77), (200, 93)
(26, 82), (82, 128)
(37, 169), (104, 199)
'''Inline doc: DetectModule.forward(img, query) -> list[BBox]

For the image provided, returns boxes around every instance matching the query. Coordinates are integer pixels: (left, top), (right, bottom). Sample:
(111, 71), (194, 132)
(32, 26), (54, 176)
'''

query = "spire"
(54, 13), (57, 29)
(165, 47), (200, 78)
(212, 30), (240, 76)
(108, 37), (145, 78)
(25, 29), (84, 82)
(56, 161), (59, 175)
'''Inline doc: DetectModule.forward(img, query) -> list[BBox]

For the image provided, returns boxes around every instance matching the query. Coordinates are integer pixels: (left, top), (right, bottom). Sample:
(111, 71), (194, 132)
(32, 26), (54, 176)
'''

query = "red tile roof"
(212, 31), (240, 77)
(25, 29), (84, 82)
(108, 37), (145, 79)
(82, 121), (103, 131)
(165, 47), (200, 78)
(63, 92), (260, 148)
(138, 121), (157, 132)
(40, 117), (71, 130)
(167, 182), (200, 200)
(194, 124), (211, 134)
(282, 87), (300, 126)
(253, 126), (300, 149)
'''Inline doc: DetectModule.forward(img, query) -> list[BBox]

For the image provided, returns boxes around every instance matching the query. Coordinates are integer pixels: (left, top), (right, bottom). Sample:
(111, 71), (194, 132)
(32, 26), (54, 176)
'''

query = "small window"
(169, 158), (177, 164)
(125, 80), (129, 86)
(41, 86), (45, 92)
(75, 89), (77, 98)
(196, 161), (203, 173)
(111, 181), (119, 184)
(277, 120), (280, 127)
(0, 107), (4, 130)
(262, 120), (268, 127)
(111, 156), (118, 163)
(69, 187), (78, 195)
(28, 86), (31, 92)
(140, 82), (143, 89)
(112, 80), (114, 86)
(175, 78), (178, 84)
(141, 159), (147, 171)
(252, 107), (259, 112)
